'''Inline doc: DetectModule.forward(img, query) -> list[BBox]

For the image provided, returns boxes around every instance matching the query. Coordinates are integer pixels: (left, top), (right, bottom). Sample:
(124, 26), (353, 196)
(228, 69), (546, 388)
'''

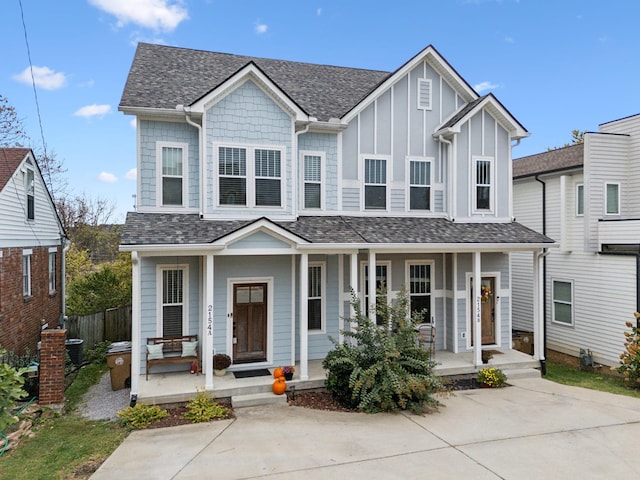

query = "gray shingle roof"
(122, 213), (553, 247)
(513, 143), (584, 179)
(119, 43), (391, 122)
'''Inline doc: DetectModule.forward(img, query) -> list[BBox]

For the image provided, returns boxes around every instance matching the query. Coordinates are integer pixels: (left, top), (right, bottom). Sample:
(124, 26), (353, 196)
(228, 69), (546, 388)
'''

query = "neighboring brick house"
(0, 148), (67, 355)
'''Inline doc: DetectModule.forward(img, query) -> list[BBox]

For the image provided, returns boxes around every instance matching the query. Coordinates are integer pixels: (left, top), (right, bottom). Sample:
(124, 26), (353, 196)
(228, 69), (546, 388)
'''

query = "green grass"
(545, 361), (640, 399)
(0, 363), (129, 480)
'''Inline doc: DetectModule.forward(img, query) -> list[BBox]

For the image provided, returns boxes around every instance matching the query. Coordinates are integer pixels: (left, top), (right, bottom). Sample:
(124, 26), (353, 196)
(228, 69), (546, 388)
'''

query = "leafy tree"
(548, 129), (585, 151)
(0, 95), (27, 147)
(323, 286), (446, 413)
(614, 313), (640, 389)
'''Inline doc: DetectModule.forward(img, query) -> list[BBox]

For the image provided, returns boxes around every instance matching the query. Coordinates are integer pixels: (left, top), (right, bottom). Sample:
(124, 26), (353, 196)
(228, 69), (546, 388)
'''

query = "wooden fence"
(66, 305), (132, 350)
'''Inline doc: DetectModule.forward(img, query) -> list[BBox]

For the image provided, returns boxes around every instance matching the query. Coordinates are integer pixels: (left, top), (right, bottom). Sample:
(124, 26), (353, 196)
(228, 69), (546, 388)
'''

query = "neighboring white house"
(512, 113), (640, 367)
(119, 43), (553, 400)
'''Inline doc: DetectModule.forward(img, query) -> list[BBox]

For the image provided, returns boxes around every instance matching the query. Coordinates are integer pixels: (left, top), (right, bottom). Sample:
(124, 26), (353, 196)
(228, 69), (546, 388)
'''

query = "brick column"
(39, 329), (67, 406)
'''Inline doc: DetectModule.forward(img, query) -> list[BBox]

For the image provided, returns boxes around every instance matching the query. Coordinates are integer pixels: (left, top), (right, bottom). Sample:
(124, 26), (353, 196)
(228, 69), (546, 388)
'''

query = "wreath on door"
(481, 284), (492, 303)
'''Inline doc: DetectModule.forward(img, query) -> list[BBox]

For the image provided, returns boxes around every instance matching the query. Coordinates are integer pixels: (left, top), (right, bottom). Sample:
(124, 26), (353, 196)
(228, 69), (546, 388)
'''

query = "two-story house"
(119, 43), (553, 400)
(512, 113), (640, 367)
(0, 148), (67, 355)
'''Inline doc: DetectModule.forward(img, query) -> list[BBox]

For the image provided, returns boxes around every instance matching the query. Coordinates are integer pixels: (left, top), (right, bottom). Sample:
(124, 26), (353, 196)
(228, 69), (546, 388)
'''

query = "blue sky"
(2, 0), (639, 222)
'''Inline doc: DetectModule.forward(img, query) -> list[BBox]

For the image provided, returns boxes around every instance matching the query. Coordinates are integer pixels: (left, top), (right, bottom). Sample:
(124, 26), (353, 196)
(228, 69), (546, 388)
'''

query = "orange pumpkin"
(272, 377), (286, 395)
(273, 367), (284, 379)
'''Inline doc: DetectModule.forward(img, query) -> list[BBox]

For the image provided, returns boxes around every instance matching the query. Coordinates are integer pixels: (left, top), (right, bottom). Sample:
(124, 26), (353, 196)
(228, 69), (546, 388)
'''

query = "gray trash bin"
(65, 339), (84, 366)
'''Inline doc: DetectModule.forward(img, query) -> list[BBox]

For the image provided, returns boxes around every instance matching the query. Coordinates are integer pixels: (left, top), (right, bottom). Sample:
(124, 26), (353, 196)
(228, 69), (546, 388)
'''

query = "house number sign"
(207, 304), (213, 336)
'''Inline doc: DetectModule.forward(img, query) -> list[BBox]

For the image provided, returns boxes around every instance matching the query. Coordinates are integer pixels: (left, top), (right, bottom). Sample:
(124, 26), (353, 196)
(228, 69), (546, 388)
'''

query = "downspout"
(184, 110), (203, 216)
(534, 174), (547, 375)
(61, 237), (71, 324)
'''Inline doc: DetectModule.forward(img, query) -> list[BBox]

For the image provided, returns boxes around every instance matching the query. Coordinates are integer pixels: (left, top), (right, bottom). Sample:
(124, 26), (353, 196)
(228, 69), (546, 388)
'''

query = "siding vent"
(418, 78), (432, 110)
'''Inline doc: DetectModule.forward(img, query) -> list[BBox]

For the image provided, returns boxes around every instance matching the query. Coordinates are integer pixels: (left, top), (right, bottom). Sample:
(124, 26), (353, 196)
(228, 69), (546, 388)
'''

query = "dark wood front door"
(471, 277), (496, 345)
(233, 283), (267, 363)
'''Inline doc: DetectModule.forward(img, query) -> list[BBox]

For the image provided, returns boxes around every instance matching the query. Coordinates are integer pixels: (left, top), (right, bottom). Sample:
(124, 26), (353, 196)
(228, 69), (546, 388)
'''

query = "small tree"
(614, 313), (640, 388)
(323, 286), (446, 413)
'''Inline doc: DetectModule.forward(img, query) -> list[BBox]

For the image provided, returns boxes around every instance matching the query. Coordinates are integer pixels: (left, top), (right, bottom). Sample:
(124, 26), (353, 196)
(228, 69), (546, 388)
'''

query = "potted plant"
(213, 353), (231, 376)
(282, 365), (295, 381)
(477, 367), (507, 388)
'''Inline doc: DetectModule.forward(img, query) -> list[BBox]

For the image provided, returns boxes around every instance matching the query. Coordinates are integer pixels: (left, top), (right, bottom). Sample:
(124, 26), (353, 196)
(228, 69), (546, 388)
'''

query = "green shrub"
(117, 403), (168, 429)
(614, 315), (640, 388)
(85, 341), (111, 364)
(0, 351), (28, 431)
(323, 287), (446, 413)
(184, 389), (230, 423)
(1, 348), (39, 398)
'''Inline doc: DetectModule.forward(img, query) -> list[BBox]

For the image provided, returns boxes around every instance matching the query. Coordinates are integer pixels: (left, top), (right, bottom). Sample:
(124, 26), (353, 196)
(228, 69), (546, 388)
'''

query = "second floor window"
(364, 158), (387, 210)
(303, 154), (322, 209)
(605, 183), (620, 215)
(255, 149), (281, 207)
(474, 157), (492, 211)
(409, 160), (431, 210)
(576, 184), (584, 216)
(26, 168), (35, 220)
(219, 147), (247, 206)
(161, 145), (184, 206)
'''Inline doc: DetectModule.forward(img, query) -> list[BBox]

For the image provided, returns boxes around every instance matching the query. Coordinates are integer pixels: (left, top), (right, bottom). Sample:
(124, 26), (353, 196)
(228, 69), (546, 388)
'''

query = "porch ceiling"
(121, 213), (554, 251)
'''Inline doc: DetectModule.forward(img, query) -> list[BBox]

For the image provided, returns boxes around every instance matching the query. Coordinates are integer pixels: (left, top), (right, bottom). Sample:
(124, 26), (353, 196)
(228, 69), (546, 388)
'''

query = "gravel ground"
(78, 372), (131, 421)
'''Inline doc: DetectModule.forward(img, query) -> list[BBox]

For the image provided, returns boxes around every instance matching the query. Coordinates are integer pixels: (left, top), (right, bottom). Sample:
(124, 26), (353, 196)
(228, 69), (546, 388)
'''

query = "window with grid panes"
(308, 265), (322, 330)
(304, 154), (321, 209)
(219, 147), (247, 205)
(162, 269), (184, 336)
(255, 149), (281, 206)
(364, 158), (386, 209)
(409, 160), (431, 210)
(475, 159), (491, 210)
(161, 146), (183, 206)
(364, 264), (388, 326)
(552, 280), (573, 326)
(409, 264), (431, 321)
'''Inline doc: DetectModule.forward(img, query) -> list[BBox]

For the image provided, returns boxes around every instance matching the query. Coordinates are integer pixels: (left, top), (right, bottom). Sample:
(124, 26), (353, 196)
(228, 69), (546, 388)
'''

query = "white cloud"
(474, 81), (499, 93)
(130, 118), (137, 129)
(317, 8), (322, 16)
(125, 168), (137, 180)
(98, 172), (118, 183)
(74, 104), (112, 118)
(13, 66), (67, 90)
(89, 0), (188, 32)
(254, 21), (268, 35)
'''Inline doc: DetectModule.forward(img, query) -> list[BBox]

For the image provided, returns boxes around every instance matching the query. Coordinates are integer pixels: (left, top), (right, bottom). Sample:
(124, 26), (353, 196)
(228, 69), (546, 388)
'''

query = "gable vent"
(418, 78), (432, 110)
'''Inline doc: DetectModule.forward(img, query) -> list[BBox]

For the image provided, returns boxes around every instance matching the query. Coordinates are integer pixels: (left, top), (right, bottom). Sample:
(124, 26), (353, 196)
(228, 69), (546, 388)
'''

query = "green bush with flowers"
(477, 367), (508, 388)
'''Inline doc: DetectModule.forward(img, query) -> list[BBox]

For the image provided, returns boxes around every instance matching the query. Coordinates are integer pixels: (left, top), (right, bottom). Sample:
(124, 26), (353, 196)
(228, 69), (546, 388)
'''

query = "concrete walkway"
(91, 378), (640, 479)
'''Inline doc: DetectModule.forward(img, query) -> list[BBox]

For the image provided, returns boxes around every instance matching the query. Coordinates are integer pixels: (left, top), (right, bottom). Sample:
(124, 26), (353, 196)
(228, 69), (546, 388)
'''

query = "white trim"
(214, 143), (286, 210)
(551, 278), (575, 327)
(472, 155), (494, 214)
(361, 155), (391, 211)
(226, 276), (274, 365)
(406, 156), (433, 212)
(300, 150), (326, 211)
(404, 260), (435, 324)
(417, 78), (432, 111)
(307, 261), (326, 334)
(156, 264), (189, 336)
(604, 182), (620, 216)
(156, 141), (189, 209)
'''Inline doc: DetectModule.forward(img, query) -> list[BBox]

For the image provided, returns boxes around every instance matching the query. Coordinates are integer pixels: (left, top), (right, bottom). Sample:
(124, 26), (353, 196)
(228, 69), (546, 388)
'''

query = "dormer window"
(158, 142), (187, 207)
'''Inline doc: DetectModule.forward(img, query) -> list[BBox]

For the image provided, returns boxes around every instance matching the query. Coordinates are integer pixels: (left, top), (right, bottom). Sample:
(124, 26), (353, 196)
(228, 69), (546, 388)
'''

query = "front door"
(233, 283), (267, 363)
(470, 277), (496, 345)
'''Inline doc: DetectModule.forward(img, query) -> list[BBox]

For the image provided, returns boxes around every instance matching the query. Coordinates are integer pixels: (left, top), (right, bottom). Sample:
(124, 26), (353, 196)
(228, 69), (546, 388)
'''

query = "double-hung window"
(308, 263), (324, 331)
(552, 279), (573, 326)
(407, 263), (432, 322)
(605, 183), (620, 215)
(48, 249), (56, 294)
(160, 267), (186, 337)
(474, 157), (492, 211)
(22, 250), (32, 297)
(409, 159), (431, 210)
(255, 149), (281, 207)
(364, 158), (387, 210)
(159, 143), (186, 207)
(303, 154), (322, 209)
(219, 147), (247, 206)
(576, 184), (584, 216)
(26, 167), (35, 220)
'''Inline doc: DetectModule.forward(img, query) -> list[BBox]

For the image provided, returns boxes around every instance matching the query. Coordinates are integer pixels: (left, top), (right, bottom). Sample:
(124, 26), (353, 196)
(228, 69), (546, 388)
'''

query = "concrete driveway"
(91, 378), (640, 479)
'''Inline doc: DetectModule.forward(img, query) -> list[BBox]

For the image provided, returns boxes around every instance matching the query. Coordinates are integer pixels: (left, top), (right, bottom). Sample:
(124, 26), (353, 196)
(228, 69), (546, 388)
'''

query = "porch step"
(232, 392), (289, 408)
(503, 367), (541, 380)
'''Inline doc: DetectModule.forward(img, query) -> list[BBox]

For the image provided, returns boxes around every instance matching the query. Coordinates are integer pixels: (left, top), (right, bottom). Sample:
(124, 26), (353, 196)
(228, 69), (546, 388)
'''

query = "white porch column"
(472, 251), (482, 366)
(299, 253), (309, 380)
(204, 254), (214, 390)
(130, 252), (141, 398)
(367, 250), (377, 321)
(533, 250), (545, 361)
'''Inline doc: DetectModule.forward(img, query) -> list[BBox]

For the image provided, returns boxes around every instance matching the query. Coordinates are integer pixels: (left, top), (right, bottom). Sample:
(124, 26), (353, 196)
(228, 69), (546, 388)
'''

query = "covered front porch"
(137, 349), (541, 406)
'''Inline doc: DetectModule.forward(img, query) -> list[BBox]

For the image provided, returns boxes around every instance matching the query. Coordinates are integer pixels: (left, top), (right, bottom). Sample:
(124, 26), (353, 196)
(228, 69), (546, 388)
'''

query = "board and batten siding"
(0, 156), (64, 247)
